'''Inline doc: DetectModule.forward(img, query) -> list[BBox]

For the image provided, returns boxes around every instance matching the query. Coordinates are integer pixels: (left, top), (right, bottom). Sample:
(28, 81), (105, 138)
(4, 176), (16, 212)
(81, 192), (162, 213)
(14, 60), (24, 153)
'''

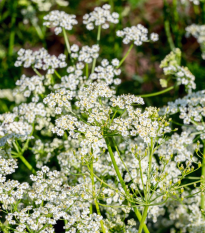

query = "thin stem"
(31, 21), (44, 40)
(63, 28), (71, 53)
(172, 0), (180, 48)
(86, 63), (89, 78)
(89, 161), (106, 233)
(33, 67), (43, 77)
(163, 0), (175, 51)
(62, 28), (76, 68)
(94, 199), (106, 233)
(54, 70), (61, 79)
(90, 161), (94, 214)
(201, 140), (205, 212)
(105, 137), (150, 233)
(136, 86), (174, 98)
(146, 139), (154, 201)
(138, 206), (149, 233)
(18, 154), (36, 174)
(164, 21), (175, 52)
(139, 159), (146, 198)
(8, 0), (17, 56)
(91, 25), (101, 74)
(117, 43), (134, 68)
(203, 2), (205, 24)
(113, 139), (143, 200)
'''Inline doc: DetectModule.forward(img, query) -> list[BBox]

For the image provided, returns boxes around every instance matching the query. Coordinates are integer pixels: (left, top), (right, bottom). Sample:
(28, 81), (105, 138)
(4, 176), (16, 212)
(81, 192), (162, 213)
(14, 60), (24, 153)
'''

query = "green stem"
(31, 21), (44, 40)
(136, 86), (174, 98)
(33, 67), (43, 77)
(86, 63), (89, 78)
(63, 28), (71, 53)
(54, 70), (61, 79)
(138, 206), (149, 233)
(172, 0), (180, 48)
(105, 137), (150, 233)
(90, 161), (94, 214)
(0, 0), (6, 22)
(89, 161), (106, 233)
(94, 199), (106, 233)
(164, 21), (175, 52)
(8, 0), (17, 56)
(201, 140), (205, 212)
(117, 43), (134, 68)
(62, 28), (75, 68)
(146, 139), (154, 201)
(0, 221), (9, 233)
(203, 1), (205, 24)
(18, 154), (36, 174)
(164, 0), (175, 51)
(91, 25), (101, 74)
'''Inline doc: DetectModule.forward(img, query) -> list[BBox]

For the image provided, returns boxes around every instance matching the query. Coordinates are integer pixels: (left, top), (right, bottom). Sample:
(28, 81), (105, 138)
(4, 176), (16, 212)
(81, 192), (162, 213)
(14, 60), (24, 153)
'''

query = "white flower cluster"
(0, 113), (32, 137)
(164, 90), (205, 139)
(186, 24), (205, 59)
(13, 102), (47, 124)
(156, 131), (197, 163)
(71, 44), (100, 64)
(0, 165), (102, 233)
(43, 10), (77, 35)
(117, 25), (159, 45)
(15, 48), (67, 74)
(91, 59), (121, 85)
(83, 4), (119, 30)
(166, 189), (202, 231)
(160, 49), (196, 93)
(0, 156), (18, 176)
(14, 74), (45, 98)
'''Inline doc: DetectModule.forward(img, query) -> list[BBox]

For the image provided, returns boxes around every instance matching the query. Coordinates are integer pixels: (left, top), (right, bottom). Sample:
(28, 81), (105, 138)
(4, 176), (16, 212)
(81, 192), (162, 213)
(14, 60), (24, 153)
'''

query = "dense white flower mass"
(71, 44), (100, 63)
(1, 3), (205, 233)
(15, 48), (67, 73)
(117, 25), (159, 45)
(0, 113), (32, 137)
(83, 4), (119, 30)
(43, 10), (78, 34)
(14, 74), (45, 98)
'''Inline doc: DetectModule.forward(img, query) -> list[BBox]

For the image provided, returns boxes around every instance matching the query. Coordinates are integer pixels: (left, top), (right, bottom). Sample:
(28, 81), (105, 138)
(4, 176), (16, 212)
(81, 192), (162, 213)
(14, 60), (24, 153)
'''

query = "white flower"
(43, 11), (78, 35)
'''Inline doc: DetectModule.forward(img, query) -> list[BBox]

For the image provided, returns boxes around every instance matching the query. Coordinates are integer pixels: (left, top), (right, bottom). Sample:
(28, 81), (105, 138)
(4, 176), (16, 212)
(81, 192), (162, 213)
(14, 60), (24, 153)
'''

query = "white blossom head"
(117, 25), (158, 46)
(14, 48), (67, 73)
(43, 10), (78, 35)
(83, 4), (119, 30)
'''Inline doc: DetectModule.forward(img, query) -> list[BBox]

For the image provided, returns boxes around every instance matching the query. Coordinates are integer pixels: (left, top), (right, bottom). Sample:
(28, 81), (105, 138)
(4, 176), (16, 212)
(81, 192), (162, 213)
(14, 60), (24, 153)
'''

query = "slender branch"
(105, 136), (150, 233)
(91, 25), (101, 74)
(117, 43), (134, 69)
(163, 0), (175, 51)
(138, 206), (149, 233)
(201, 140), (205, 213)
(63, 28), (71, 53)
(8, 0), (17, 56)
(33, 67), (43, 77)
(136, 86), (174, 98)
(89, 161), (106, 233)
(62, 28), (75, 68)
(54, 70), (61, 79)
